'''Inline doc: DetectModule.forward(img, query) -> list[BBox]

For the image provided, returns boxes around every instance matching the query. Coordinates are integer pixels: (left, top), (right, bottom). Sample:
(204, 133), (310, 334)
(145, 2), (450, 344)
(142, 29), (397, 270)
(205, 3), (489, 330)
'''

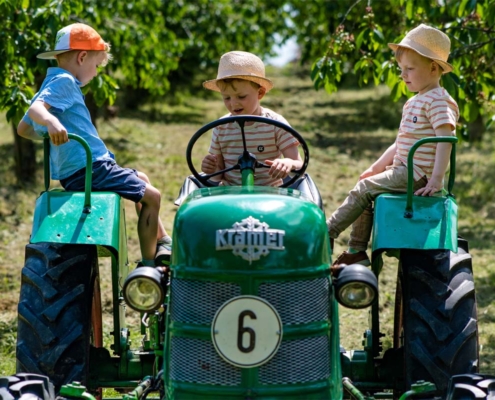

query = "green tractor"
(1, 116), (492, 399)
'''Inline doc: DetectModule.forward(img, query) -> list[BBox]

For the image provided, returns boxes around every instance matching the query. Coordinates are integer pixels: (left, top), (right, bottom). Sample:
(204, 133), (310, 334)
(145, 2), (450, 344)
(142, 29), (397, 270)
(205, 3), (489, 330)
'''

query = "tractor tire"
(446, 374), (495, 399)
(399, 237), (478, 397)
(16, 243), (98, 391)
(0, 373), (56, 400)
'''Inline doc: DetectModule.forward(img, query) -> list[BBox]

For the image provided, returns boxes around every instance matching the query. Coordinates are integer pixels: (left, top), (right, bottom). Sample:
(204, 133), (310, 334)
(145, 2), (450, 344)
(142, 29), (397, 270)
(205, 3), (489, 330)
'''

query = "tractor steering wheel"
(186, 115), (309, 188)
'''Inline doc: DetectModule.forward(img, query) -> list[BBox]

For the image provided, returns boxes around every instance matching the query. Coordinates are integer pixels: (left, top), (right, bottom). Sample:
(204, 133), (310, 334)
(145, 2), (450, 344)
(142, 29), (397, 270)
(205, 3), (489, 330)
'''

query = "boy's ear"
(258, 86), (267, 100)
(431, 61), (440, 74)
(77, 51), (89, 65)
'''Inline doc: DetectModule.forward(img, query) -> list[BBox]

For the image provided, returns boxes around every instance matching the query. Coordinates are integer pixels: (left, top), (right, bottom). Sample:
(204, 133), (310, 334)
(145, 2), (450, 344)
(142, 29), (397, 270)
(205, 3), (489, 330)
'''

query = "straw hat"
(203, 51), (274, 92)
(388, 24), (453, 74)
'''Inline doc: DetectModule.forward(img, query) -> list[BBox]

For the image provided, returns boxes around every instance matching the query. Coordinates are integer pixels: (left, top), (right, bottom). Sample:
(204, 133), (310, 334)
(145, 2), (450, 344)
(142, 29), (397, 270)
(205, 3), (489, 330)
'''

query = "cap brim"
(203, 75), (274, 92)
(387, 43), (453, 74)
(37, 49), (73, 59)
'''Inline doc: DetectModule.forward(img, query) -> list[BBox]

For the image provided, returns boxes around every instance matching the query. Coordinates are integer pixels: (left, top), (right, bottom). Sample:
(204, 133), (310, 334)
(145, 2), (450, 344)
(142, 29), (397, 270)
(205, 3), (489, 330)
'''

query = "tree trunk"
(12, 122), (37, 185)
(467, 114), (485, 142)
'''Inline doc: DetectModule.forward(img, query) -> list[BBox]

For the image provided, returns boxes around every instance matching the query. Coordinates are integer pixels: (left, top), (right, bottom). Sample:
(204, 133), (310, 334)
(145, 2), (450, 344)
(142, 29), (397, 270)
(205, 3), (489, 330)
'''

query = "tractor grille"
(169, 277), (332, 386)
(258, 277), (330, 324)
(259, 336), (330, 384)
(170, 279), (241, 324)
(170, 337), (242, 385)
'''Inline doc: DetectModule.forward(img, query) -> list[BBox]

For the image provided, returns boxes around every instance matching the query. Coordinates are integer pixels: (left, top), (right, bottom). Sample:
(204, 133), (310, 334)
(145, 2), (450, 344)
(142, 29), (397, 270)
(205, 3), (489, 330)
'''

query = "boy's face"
(397, 50), (441, 95)
(219, 80), (265, 116)
(76, 51), (107, 87)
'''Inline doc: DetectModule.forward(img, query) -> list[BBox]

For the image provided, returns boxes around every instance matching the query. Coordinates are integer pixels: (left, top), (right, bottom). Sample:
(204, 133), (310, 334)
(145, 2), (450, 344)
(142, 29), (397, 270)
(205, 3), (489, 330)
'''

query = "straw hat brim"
(388, 43), (453, 74)
(203, 75), (274, 92)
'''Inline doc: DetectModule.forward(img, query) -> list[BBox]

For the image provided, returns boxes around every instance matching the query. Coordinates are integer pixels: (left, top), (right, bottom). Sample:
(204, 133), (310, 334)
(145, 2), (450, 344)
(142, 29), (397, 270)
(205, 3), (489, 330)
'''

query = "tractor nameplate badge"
(211, 295), (283, 368)
(216, 216), (285, 264)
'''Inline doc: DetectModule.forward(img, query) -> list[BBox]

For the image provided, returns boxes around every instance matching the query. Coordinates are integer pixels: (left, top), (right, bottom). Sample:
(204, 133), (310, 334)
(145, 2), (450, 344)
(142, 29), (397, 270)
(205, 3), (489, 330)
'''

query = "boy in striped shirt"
(328, 24), (459, 268)
(201, 51), (303, 186)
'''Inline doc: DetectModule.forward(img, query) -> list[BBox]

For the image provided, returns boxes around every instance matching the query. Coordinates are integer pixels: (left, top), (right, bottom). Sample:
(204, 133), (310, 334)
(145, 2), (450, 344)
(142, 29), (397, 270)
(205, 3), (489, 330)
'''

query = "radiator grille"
(169, 277), (331, 386)
(259, 336), (330, 384)
(170, 337), (242, 385)
(170, 279), (241, 324)
(259, 277), (330, 324)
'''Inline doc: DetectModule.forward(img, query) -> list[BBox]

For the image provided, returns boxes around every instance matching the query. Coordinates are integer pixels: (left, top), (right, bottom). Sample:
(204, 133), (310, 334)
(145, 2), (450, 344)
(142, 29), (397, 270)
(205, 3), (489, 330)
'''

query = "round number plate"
(211, 295), (283, 368)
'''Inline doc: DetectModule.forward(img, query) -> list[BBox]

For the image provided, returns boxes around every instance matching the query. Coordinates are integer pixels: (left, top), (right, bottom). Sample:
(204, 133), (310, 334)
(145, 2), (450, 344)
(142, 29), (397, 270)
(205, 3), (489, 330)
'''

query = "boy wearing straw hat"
(201, 51), (303, 186)
(16, 23), (172, 267)
(328, 24), (459, 268)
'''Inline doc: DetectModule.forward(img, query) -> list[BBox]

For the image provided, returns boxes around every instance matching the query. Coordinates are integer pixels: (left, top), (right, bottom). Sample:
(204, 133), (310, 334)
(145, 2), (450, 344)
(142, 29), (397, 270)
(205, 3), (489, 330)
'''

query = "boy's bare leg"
(136, 171), (168, 240)
(135, 202), (167, 240)
(138, 184), (161, 260)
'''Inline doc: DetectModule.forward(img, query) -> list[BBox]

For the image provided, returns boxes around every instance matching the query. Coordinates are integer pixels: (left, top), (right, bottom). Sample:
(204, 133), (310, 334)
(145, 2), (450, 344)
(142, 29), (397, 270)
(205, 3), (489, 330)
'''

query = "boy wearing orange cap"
(328, 24), (459, 267)
(201, 51), (303, 186)
(17, 23), (171, 267)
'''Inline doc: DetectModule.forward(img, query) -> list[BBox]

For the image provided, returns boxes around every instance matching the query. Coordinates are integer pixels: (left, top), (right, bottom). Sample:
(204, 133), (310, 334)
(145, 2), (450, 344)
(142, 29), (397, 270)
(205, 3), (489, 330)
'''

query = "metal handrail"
(404, 136), (458, 218)
(43, 133), (93, 213)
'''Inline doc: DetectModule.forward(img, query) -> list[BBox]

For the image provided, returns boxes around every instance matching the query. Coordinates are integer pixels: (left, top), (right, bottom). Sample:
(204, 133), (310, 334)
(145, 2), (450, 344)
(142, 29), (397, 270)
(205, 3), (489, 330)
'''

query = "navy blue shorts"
(60, 160), (146, 203)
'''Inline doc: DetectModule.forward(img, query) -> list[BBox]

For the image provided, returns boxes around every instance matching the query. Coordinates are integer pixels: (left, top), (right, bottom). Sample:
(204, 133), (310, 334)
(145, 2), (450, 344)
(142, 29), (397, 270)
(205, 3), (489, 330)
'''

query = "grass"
(1, 64), (495, 378)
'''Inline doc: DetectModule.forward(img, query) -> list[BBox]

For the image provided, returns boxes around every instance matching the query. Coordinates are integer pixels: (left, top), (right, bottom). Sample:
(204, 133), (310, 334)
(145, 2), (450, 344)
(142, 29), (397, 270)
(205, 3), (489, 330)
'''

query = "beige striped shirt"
(394, 88), (459, 180)
(209, 108), (299, 186)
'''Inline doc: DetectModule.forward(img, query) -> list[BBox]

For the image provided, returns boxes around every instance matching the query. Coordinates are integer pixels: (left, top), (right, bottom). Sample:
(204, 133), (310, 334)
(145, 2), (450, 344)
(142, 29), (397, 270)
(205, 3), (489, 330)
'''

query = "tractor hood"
(172, 186), (330, 273)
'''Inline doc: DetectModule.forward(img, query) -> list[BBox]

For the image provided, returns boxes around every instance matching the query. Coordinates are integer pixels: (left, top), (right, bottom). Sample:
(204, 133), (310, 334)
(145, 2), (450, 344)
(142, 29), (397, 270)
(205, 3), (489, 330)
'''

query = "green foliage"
(0, 0), (291, 122)
(295, 0), (495, 138)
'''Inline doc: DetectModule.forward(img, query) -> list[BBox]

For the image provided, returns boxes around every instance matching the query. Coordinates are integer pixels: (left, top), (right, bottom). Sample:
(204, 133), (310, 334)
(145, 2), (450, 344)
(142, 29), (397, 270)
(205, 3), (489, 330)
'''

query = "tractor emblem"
(216, 216), (285, 263)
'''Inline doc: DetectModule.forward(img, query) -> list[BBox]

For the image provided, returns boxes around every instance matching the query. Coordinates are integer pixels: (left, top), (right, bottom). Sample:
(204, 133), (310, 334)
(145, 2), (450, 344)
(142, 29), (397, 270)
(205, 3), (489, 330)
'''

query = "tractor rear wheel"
(398, 238), (478, 396)
(16, 243), (98, 391)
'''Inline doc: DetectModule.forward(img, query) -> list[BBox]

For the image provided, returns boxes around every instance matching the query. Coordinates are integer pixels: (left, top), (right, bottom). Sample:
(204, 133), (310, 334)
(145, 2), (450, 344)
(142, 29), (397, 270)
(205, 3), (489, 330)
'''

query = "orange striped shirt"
(209, 108), (299, 186)
(394, 88), (459, 180)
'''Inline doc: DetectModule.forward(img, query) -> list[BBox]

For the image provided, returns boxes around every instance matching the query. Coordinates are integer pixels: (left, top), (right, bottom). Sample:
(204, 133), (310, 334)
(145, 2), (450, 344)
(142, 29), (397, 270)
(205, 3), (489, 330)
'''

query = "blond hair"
(216, 78), (261, 92)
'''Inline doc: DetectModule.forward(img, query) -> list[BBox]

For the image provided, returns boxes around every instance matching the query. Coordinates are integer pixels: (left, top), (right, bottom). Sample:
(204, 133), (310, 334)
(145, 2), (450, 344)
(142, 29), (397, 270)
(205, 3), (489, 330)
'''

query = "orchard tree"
(1, 0), (290, 184)
(288, 0), (495, 141)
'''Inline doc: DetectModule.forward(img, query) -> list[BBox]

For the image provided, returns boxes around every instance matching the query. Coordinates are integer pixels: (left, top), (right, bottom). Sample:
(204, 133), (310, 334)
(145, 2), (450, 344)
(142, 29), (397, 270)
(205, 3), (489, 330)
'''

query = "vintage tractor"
(1, 116), (492, 400)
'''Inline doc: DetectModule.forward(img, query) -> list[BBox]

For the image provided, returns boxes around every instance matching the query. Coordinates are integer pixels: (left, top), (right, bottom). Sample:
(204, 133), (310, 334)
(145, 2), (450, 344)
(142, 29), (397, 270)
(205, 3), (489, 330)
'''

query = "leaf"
(406, 1), (414, 19)
(458, 0), (469, 17)
(355, 28), (369, 49)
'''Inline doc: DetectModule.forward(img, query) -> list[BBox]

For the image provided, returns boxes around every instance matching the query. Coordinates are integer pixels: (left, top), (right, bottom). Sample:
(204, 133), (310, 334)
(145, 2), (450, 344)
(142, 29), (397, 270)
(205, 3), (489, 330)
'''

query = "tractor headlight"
(334, 264), (378, 309)
(123, 267), (166, 312)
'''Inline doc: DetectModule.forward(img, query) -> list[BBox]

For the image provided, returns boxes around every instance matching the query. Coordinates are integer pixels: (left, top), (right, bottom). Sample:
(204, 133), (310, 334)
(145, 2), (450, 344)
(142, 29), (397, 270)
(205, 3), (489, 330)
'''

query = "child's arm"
(27, 101), (69, 146)
(414, 124), (453, 196)
(265, 145), (303, 180)
(359, 142), (397, 180)
(17, 119), (42, 141)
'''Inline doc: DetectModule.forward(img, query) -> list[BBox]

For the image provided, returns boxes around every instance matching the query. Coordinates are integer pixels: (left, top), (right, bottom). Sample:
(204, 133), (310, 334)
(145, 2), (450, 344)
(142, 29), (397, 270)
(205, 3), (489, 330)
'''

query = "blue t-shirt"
(22, 67), (114, 180)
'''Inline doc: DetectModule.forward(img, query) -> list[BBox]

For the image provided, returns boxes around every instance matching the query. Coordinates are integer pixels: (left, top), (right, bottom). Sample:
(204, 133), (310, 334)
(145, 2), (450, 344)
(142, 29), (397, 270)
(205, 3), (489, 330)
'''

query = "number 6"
(237, 310), (256, 353)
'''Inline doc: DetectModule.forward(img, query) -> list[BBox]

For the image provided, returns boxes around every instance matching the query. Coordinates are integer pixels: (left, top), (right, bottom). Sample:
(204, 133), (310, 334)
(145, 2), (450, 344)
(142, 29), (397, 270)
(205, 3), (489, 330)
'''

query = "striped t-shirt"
(208, 108), (299, 186)
(394, 88), (459, 181)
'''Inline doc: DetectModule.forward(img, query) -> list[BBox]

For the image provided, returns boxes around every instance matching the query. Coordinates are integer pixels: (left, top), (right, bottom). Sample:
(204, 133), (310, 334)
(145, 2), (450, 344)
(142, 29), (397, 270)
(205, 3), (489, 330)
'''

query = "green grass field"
(1, 65), (495, 377)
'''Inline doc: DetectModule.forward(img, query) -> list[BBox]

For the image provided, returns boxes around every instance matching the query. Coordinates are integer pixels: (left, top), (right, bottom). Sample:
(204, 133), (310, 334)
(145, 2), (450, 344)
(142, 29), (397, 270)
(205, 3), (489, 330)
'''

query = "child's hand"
(47, 119), (69, 146)
(201, 154), (218, 174)
(265, 159), (293, 180)
(359, 167), (376, 180)
(415, 175), (442, 196)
